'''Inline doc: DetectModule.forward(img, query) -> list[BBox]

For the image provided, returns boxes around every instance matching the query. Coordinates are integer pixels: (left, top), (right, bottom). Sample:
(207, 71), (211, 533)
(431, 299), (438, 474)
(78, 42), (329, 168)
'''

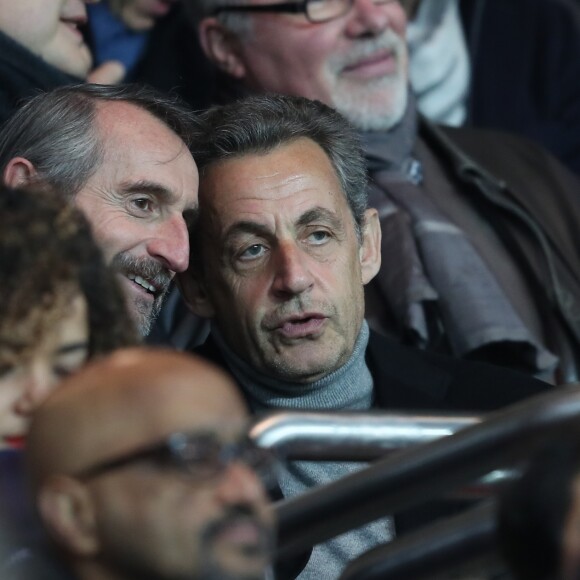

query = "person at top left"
(0, 0), (126, 123)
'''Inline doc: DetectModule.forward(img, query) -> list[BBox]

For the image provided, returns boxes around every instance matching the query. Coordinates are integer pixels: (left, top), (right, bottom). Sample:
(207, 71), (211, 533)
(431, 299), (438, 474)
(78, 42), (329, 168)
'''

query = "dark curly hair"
(0, 184), (138, 361)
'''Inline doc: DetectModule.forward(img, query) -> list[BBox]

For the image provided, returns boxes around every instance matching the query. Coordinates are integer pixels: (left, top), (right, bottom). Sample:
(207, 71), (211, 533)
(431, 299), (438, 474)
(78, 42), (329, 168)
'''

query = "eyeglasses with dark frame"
(75, 431), (281, 484)
(212, 0), (394, 24)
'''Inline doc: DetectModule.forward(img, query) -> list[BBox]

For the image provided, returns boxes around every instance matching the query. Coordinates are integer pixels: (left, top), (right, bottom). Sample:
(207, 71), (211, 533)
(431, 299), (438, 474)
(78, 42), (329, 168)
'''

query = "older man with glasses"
(184, 0), (580, 385)
(12, 348), (276, 580)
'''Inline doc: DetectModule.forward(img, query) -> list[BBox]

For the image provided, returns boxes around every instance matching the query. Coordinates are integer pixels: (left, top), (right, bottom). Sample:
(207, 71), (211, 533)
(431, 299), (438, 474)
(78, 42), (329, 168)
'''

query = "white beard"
(326, 30), (409, 132)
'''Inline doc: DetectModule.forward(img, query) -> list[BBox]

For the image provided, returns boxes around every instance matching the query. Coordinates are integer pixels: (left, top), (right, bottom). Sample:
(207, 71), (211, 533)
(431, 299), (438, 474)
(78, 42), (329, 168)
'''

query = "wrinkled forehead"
(197, 139), (350, 229)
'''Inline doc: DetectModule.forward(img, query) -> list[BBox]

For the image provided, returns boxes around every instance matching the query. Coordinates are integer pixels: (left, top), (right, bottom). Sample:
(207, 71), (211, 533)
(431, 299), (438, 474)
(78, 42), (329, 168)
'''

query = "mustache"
(110, 253), (172, 295)
(202, 504), (272, 545)
(329, 29), (405, 71)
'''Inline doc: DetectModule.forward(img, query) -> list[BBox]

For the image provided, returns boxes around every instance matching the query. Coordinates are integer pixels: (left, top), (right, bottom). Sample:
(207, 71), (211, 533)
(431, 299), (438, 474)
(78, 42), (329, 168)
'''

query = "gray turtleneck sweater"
(213, 321), (395, 579)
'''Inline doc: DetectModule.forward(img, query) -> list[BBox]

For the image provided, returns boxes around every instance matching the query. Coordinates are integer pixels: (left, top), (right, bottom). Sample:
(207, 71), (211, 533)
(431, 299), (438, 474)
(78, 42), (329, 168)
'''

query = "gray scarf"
(361, 96), (558, 376)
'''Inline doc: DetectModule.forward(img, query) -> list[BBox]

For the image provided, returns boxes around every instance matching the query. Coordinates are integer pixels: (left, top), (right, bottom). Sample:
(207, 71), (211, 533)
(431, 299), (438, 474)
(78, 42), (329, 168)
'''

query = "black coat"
(461, 0), (580, 174)
(366, 329), (550, 413)
(0, 31), (80, 126)
(196, 330), (550, 414)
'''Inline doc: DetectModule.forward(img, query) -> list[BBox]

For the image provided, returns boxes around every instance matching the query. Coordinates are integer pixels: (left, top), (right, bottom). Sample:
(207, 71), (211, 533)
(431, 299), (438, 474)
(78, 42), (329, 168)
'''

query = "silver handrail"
(249, 411), (514, 497)
(249, 411), (480, 460)
(275, 384), (580, 557)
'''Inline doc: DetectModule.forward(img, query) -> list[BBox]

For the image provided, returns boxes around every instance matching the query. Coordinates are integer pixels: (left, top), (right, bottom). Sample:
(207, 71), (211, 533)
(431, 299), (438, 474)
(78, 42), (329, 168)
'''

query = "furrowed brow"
(224, 220), (272, 241)
(118, 180), (174, 202)
(297, 207), (344, 231)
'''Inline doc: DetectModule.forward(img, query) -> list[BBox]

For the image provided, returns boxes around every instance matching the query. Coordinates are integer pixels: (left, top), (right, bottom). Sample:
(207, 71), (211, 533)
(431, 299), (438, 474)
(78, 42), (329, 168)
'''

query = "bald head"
(25, 348), (273, 580)
(27, 347), (248, 489)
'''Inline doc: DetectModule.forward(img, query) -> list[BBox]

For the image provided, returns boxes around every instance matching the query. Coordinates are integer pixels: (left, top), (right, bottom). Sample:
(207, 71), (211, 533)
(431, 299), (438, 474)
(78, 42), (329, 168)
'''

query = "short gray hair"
(0, 83), (197, 199)
(191, 94), (369, 240)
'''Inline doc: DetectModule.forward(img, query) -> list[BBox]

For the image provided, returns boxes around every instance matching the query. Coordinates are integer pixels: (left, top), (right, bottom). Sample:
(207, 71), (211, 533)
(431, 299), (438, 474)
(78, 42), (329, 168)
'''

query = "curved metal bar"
(275, 384), (580, 557)
(250, 411), (516, 497)
(339, 501), (499, 580)
(249, 411), (480, 460)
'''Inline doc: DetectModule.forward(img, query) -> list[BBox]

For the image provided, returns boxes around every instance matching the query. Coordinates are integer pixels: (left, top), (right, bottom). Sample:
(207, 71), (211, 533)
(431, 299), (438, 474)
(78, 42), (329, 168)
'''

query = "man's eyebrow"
(224, 220), (272, 240)
(223, 207), (344, 240)
(297, 207), (343, 230)
(118, 180), (174, 202)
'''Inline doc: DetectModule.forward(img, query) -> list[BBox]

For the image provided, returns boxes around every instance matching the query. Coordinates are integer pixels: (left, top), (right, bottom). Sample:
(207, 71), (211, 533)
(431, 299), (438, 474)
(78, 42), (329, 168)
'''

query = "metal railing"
(271, 384), (580, 558)
(249, 410), (512, 498)
(249, 411), (480, 460)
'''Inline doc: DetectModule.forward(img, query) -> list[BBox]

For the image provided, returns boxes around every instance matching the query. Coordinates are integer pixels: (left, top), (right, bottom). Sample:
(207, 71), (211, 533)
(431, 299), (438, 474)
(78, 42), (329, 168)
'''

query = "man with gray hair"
(185, 0), (580, 384)
(179, 93), (550, 579)
(0, 83), (199, 336)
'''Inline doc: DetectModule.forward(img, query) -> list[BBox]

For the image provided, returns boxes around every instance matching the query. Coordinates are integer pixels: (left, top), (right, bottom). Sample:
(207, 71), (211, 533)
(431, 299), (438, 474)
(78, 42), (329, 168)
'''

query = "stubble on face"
(197, 142), (368, 384)
(110, 253), (172, 335)
(198, 505), (274, 580)
(325, 29), (409, 131)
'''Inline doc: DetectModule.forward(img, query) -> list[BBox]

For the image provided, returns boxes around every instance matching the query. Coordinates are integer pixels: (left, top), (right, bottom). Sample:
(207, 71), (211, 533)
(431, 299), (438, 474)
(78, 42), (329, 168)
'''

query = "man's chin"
(133, 301), (164, 336)
(333, 79), (408, 132)
(200, 541), (271, 580)
(265, 351), (345, 383)
(129, 295), (159, 336)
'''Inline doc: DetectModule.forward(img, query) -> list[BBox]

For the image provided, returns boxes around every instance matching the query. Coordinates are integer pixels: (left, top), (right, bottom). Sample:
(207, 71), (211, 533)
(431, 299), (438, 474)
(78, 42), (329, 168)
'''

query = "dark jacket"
(196, 330), (550, 415)
(366, 328), (550, 412)
(423, 119), (580, 383)
(461, 0), (580, 174)
(3, 549), (74, 580)
(0, 31), (80, 126)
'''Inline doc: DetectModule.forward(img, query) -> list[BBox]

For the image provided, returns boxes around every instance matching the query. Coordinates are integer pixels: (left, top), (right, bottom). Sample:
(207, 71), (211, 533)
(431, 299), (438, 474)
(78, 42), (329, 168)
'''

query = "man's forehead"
(88, 101), (198, 207)
(200, 138), (346, 216)
(95, 100), (188, 153)
(29, 351), (247, 472)
(200, 137), (340, 199)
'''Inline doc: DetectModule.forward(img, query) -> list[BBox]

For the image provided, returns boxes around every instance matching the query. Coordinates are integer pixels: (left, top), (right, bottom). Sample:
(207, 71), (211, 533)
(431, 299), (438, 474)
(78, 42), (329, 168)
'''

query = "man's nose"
(214, 461), (270, 508)
(271, 242), (314, 298)
(345, 0), (396, 36)
(145, 215), (190, 274)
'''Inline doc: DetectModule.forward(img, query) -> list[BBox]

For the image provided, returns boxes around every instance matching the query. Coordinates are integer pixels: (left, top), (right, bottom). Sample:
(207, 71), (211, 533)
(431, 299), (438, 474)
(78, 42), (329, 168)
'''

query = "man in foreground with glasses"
(14, 347), (275, 580)
(185, 0), (580, 384)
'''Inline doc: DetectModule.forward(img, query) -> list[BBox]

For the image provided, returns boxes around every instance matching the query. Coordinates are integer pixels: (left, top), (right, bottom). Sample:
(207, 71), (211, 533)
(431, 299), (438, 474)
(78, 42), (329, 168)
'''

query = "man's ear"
(37, 476), (100, 557)
(198, 18), (246, 78)
(359, 208), (382, 285)
(3, 157), (37, 187)
(177, 270), (216, 318)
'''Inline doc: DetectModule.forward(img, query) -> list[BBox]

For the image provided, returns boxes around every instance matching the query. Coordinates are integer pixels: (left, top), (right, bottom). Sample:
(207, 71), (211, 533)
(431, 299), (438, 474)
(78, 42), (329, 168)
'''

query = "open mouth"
(128, 273), (158, 296)
(60, 17), (86, 41)
(276, 314), (327, 339)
